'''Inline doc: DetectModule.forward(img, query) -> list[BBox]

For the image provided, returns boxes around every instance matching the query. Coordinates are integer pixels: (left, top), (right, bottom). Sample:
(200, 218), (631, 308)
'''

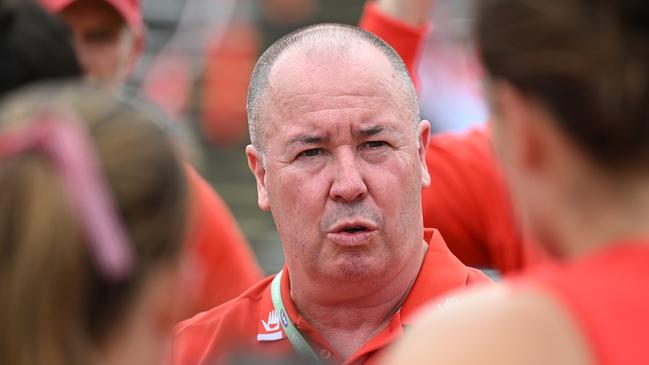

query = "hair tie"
(0, 111), (135, 281)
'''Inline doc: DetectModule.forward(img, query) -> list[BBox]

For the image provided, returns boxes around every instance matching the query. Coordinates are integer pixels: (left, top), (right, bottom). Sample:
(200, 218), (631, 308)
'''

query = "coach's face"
(246, 45), (430, 285)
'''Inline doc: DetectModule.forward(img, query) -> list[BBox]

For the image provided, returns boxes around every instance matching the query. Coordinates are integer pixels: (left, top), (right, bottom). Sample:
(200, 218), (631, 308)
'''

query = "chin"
(325, 253), (384, 281)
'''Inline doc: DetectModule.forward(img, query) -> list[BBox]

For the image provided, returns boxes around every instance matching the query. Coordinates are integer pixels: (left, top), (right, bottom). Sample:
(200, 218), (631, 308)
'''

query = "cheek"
(78, 45), (116, 76)
(106, 43), (129, 71)
(117, 36), (136, 63)
(489, 116), (520, 176)
(268, 171), (329, 262)
(92, 41), (130, 75)
(373, 149), (420, 188)
(366, 155), (422, 216)
(268, 169), (328, 223)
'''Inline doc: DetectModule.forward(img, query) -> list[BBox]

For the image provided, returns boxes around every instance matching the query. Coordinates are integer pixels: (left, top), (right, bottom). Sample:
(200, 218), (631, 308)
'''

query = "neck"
(288, 242), (427, 358)
(97, 297), (170, 365)
(553, 173), (649, 258)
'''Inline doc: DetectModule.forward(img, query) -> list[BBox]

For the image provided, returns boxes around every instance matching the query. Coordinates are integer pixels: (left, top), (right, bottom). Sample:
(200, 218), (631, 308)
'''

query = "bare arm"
(359, 0), (432, 85)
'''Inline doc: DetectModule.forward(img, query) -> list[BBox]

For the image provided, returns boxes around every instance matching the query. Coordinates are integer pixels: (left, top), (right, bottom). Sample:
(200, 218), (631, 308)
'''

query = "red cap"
(40, 0), (142, 35)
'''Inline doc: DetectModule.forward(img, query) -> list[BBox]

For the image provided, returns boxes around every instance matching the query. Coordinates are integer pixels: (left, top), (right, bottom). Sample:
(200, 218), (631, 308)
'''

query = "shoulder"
(385, 285), (593, 365)
(466, 267), (494, 285)
(176, 276), (272, 335)
(172, 276), (273, 365)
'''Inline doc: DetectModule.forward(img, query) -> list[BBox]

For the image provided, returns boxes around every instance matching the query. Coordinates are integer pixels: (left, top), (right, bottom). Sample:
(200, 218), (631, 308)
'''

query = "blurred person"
(360, 0), (546, 274)
(0, 83), (189, 365)
(0, 0), (81, 96)
(40, 0), (143, 88)
(199, 23), (260, 146)
(172, 23), (491, 365)
(383, 0), (649, 364)
(40, 0), (264, 312)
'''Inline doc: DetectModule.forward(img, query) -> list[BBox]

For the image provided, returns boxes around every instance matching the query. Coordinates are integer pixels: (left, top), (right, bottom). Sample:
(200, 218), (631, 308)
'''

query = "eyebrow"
(284, 124), (391, 152)
(286, 134), (328, 149)
(355, 125), (384, 137)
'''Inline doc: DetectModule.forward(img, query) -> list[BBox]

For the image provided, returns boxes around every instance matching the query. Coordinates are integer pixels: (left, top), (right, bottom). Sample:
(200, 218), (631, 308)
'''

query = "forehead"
(271, 43), (397, 97)
(263, 45), (408, 134)
(60, 0), (125, 26)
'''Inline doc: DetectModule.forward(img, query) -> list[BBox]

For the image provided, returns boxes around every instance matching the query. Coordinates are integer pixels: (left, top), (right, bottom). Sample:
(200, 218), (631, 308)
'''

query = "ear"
(417, 120), (431, 187)
(246, 145), (270, 211)
(491, 81), (546, 175)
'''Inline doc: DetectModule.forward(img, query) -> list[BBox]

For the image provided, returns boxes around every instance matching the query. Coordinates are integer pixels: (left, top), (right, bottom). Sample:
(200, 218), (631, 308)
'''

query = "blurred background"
(133, 0), (487, 274)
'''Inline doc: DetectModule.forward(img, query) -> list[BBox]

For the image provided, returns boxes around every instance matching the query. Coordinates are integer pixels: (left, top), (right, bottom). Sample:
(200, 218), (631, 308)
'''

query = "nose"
(329, 149), (368, 202)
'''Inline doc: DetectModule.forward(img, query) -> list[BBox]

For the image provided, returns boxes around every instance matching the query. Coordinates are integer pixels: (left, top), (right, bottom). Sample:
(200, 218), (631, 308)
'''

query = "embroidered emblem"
(257, 310), (283, 342)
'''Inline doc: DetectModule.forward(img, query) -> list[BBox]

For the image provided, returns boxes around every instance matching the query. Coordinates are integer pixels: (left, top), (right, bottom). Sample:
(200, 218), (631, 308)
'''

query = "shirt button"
(320, 349), (332, 360)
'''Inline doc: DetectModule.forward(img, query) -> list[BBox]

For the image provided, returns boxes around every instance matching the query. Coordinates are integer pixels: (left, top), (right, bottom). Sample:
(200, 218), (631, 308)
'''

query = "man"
(172, 24), (490, 365)
(39, 0), (264, 312)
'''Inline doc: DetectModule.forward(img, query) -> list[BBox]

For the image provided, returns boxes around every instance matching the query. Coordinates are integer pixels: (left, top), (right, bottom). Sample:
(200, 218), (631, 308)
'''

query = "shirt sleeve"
(184, 165), (263, 312)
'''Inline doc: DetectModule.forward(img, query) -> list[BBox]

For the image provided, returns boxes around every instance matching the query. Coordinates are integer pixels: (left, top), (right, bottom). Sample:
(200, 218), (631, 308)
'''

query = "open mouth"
(341, 225), (369, 234)
(327, 220), (377, 246)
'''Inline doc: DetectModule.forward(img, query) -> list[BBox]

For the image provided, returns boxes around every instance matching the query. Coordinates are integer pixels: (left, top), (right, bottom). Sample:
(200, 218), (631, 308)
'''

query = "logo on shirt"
(257, 310), (283, 342)
(279, 309), (289, 328)
(436, 296), (458, 310)
(262, 310), (280, 332)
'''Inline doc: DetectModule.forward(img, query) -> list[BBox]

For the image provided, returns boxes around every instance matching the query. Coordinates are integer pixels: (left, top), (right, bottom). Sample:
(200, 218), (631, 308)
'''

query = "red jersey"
(184, 165), (263, 313)
(360, 5), (546, 273)
(522, 243), (649, 365)
(172, 229), (491, 365)
(423, 128), (548, 272)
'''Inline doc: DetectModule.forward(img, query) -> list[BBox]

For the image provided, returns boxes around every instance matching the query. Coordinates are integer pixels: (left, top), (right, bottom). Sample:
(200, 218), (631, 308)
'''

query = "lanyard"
(271, 270), (322, 363)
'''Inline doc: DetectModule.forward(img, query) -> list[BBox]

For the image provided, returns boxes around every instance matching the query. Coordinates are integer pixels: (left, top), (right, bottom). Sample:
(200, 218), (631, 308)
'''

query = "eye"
(297, 148), (326, 159)
(361, 141), (388, 149)
(84, 28), (121, 44)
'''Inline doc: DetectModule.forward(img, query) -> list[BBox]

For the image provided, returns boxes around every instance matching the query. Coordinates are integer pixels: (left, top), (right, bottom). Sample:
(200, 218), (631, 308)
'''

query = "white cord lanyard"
(271, 270), (322, 363)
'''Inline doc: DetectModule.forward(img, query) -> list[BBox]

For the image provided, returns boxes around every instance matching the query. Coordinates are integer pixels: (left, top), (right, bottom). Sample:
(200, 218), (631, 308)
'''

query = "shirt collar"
(255, 229), (475, 353)
(399, 228), (473, 325)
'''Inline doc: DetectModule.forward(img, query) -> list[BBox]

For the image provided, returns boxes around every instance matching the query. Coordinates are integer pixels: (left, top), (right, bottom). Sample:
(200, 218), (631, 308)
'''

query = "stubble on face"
(260, 45), (425, 285)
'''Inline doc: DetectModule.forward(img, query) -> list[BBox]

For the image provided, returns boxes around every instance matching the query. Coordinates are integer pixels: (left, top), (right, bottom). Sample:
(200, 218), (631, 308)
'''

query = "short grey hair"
(246, 23), (420, 157)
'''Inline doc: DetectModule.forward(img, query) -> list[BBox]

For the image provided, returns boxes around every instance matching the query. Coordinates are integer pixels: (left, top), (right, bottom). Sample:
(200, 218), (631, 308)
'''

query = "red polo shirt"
(184, 165), (263, 313)
(172, 229), (491, 365)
